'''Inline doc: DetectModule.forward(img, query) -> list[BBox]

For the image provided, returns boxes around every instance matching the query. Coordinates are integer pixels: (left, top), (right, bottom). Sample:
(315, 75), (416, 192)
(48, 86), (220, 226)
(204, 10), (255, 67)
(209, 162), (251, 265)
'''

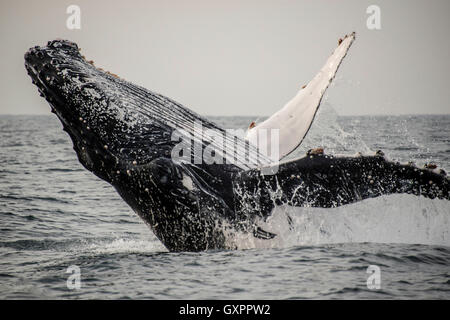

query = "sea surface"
(0, 107), (449, 299)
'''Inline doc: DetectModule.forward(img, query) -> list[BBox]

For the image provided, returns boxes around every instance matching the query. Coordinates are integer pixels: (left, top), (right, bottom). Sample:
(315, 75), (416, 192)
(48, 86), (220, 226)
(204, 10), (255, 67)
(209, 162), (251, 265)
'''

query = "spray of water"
(231, 104), (450, 249)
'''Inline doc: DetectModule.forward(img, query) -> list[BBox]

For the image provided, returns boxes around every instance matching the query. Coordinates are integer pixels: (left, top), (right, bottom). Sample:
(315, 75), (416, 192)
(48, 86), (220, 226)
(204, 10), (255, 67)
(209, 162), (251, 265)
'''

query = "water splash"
(230, 106), (450, 250)
(230, 195), (450, 249)
(288, 102), (372, 159)
(84, 238), (167, 254)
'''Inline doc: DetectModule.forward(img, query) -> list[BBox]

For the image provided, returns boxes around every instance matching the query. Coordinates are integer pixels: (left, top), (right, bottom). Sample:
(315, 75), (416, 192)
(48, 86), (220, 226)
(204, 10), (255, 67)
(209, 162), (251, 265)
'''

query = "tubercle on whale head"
(25, 40), (121, 88)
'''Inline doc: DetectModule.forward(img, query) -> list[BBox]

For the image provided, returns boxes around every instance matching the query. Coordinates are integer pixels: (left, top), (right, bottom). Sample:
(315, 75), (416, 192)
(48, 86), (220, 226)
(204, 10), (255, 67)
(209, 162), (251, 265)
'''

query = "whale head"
(24, 40), (177, 183)
(25, 40), (89, 122)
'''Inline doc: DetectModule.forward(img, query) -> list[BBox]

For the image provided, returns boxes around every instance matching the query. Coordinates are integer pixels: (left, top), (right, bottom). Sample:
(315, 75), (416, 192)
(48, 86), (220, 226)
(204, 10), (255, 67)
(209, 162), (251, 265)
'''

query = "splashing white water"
(232, 104), (450, 250)
(232, 195), (450, 249)
(290, 102), (373, 158)
(85, 238), (167, 254)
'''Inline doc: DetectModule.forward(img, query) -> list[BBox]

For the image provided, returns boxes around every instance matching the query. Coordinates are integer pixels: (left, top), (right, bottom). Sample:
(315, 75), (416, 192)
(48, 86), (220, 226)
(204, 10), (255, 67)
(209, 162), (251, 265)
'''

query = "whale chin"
(25, 35), (449, 252)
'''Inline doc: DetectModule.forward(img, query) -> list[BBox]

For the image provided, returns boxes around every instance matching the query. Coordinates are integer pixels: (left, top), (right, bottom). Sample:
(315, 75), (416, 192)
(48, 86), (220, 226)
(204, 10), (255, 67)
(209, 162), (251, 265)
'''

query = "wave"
(0, 194), (71, 204)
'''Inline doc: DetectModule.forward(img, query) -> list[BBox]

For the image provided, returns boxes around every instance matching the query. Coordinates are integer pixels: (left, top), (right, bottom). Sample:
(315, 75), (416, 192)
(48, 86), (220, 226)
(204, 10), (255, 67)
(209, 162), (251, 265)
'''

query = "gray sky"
(1, 0), (449, 116)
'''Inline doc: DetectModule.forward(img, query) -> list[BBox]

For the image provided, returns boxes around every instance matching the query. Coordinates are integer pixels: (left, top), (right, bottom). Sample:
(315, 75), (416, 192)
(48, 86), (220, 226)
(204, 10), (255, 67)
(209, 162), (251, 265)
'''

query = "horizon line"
(1, 112), (450, 117)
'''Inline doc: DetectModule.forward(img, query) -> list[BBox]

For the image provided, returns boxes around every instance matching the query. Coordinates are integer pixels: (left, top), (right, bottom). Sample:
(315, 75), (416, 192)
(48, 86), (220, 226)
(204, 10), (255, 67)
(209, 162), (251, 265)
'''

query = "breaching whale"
(24, 33), (449, 252)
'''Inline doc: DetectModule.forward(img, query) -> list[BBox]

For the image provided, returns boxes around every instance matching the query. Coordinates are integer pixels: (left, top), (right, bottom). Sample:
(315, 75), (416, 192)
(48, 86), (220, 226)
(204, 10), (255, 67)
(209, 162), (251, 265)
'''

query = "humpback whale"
(24, 33), (449, 252)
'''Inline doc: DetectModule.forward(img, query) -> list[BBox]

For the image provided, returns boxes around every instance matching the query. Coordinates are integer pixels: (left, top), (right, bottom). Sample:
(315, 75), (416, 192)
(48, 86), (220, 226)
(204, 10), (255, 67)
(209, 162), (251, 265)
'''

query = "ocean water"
(0, 107), (449, 299)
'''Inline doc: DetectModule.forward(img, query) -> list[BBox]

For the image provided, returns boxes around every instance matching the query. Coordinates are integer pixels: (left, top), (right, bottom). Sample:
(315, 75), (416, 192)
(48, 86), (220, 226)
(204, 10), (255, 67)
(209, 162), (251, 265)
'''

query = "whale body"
(24, 35), (449, 252)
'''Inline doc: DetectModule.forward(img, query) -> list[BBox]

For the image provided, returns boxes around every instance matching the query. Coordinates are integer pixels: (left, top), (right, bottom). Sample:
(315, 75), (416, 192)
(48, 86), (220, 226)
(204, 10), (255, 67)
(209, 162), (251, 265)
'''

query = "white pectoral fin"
(246, 32), (356, 161)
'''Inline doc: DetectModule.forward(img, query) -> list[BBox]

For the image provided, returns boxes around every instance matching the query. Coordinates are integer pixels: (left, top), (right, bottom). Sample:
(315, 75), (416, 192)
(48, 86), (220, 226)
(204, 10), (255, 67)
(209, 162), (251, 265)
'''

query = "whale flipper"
(246, 32), (356, 160)
(234, 153), (449, 217)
